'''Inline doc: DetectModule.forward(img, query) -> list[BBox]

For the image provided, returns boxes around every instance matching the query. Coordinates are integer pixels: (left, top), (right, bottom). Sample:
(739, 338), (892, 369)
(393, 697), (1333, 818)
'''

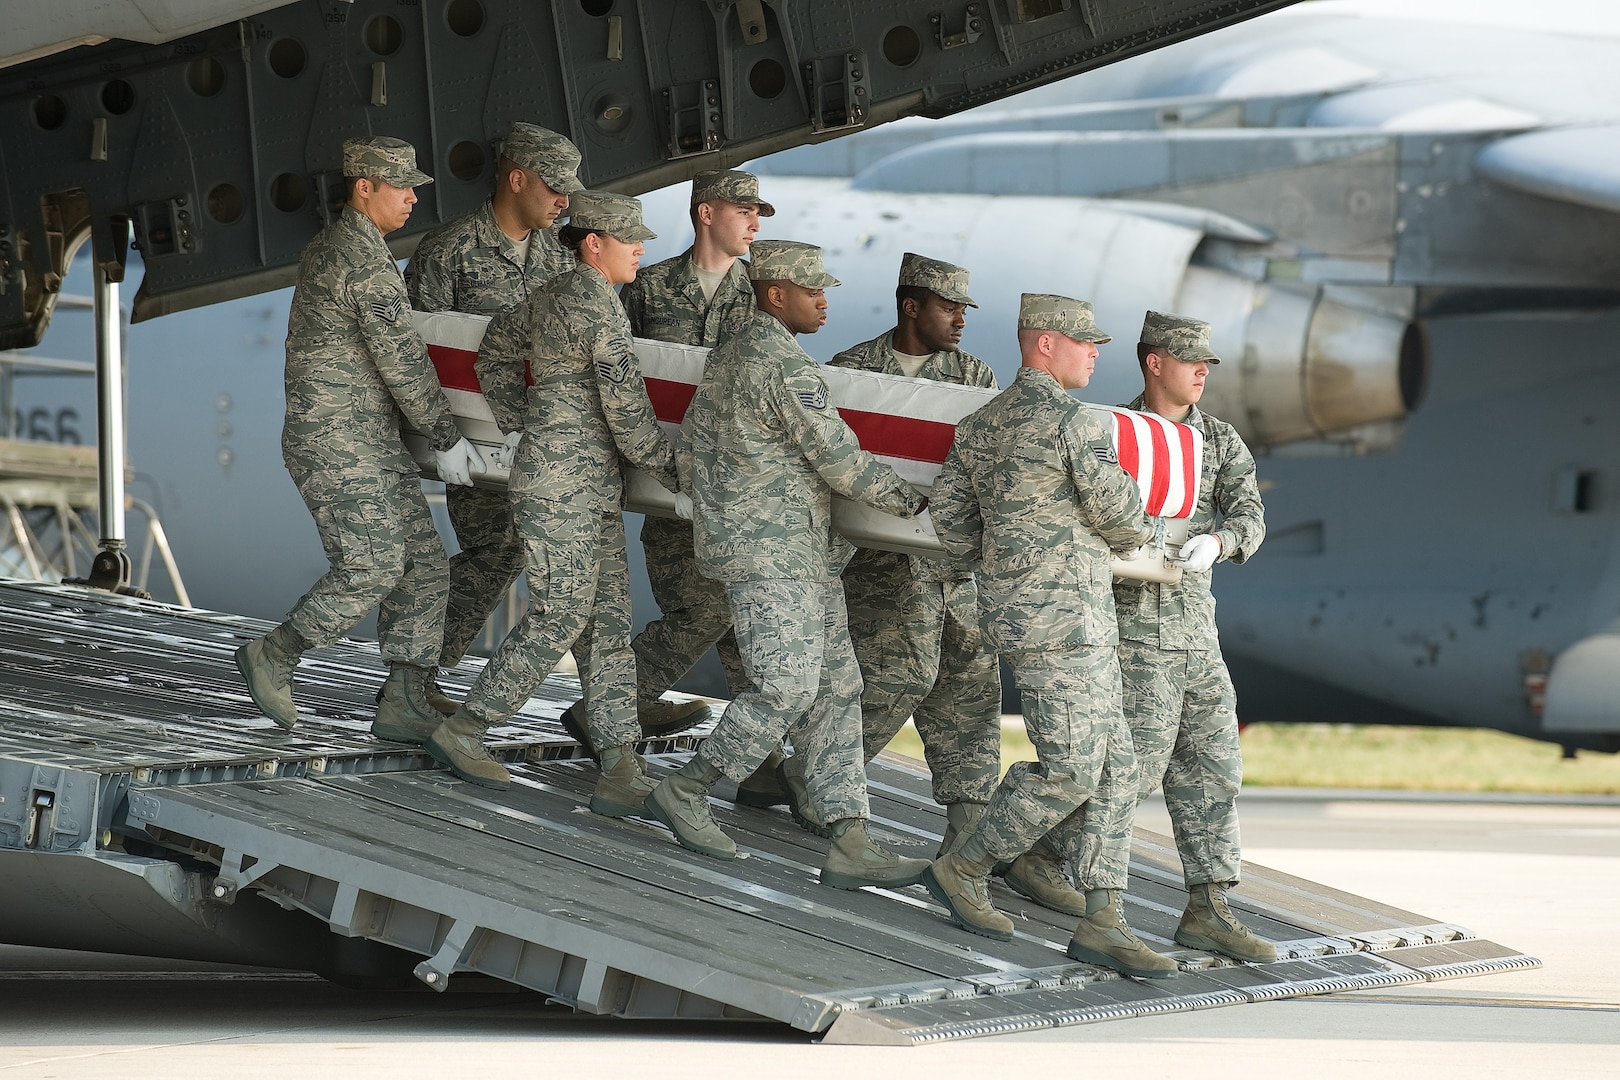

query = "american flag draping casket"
(404, 310), (1201, 583)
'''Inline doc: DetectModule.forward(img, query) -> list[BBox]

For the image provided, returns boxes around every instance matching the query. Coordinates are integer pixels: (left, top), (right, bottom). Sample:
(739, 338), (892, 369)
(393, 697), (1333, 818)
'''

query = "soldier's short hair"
(895, 284), (933, 319)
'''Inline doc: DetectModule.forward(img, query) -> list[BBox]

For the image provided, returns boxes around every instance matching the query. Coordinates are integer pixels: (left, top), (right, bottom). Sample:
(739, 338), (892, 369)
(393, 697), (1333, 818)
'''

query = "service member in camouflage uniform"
(404, 122), (581, 717)
(1085, 310), (1274, 963)
(924, 294), (1178, 979)
(236, 137), (484, 739)
(427, 192), (679, 815)
(830, 253), (1002, 853)
(643, 240), (931, 891)
(557, 170), (771, 753)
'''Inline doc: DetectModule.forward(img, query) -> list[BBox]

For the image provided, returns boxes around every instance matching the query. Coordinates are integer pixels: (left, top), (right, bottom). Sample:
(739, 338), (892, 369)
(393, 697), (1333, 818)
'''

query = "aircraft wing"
(1474, 125), (1620, 216)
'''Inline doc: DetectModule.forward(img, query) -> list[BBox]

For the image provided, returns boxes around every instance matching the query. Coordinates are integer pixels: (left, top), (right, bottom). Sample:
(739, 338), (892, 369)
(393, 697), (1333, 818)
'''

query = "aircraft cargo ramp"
(0, 580), (1538, 1044)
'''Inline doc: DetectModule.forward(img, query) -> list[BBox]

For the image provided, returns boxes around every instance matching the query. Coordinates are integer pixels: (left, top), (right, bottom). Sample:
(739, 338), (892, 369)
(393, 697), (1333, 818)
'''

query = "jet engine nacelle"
(1177, 267), (1426, 451)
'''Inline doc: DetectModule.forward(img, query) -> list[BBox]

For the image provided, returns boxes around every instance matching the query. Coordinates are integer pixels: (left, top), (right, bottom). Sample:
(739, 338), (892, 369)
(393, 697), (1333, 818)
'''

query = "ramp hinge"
(209, 849), (279, 904)
(414, 919), (478, 991)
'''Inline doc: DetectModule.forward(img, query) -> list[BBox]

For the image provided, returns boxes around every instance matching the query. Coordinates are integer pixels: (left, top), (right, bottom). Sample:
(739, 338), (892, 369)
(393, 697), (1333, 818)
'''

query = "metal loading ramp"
(0, 581), (1539, 1044)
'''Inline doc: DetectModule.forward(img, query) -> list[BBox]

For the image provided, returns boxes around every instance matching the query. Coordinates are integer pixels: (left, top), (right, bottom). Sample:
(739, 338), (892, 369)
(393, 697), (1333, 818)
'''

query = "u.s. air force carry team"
(235, 127), (1275, 979)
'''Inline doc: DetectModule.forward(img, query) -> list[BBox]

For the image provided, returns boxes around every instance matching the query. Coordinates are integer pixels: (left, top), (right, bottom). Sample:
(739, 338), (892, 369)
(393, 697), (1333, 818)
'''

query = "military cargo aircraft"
(4, 0), (1619, 754)
(625, 0), (1620, 753)
(0, 1), (1557, 1034)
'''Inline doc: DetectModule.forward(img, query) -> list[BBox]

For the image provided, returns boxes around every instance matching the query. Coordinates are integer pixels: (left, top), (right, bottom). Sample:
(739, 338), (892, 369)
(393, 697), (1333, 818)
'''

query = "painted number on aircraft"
(11, 408), (81, 445)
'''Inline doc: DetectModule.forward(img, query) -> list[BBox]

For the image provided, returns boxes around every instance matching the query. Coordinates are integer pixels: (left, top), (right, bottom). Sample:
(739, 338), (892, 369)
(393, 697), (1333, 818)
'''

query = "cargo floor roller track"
(0, 580), (1538, 1044)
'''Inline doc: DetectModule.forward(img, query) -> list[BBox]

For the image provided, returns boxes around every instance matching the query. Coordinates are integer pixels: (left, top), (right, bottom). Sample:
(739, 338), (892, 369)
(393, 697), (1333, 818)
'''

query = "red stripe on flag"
(428, 343), (481, 393)
(1146, 417), (1171, 516)
(644, 377), (698, 425)
(1115, 413), (1140, 479)
(1176, 422), (1197, 516)
(429, 342), (535, 391)
(839, 408), (958, 463)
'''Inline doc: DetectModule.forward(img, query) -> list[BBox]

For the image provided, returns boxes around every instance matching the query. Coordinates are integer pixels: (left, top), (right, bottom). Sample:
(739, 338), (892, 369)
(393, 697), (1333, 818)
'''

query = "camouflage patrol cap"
(1140, 310), (1221, 363)
(567, 190), (656, 243)
(1017, 293), (1110, 343)
(500, 123), (585, 195)
(342, 136), (432, 187)
(691, 170), (775, 216)
(749, 240), (840, 288)
(899, 252), (977, 308)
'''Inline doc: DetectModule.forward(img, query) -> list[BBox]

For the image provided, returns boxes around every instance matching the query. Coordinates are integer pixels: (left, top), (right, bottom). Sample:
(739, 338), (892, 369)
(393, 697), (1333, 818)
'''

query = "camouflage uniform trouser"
(1106, 641), (1243, 887)
(974, 647), (1140, 892)
(284, 467), (446, 667)
(439, 484), (525, 668)
(463, 503), (638, 751)
(696, 577), (868, 825)
(635, 516), (748, 699)
(844, 548), (1001, 805)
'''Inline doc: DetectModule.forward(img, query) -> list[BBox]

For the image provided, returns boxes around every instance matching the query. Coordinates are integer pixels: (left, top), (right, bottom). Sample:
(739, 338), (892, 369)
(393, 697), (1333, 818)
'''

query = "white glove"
(488, 430), (524, 471)
(672, 492), (694, 521)
(1175, 533), (1221, 573)
(434, 437), (485, 487)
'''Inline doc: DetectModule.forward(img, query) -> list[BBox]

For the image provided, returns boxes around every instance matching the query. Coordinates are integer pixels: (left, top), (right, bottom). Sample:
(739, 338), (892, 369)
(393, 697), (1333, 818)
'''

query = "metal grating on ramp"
(0, 580), (1540, 1043)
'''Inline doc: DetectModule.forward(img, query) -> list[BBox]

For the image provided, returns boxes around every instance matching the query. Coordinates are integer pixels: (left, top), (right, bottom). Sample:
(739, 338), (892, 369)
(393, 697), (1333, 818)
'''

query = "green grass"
(880, 720), (1620, 795)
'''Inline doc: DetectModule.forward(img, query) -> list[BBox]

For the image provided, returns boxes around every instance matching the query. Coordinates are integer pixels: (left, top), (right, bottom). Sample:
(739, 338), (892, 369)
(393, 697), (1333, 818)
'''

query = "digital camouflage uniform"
(620, 238), (756, 701)
(458, 194), (677, 752)
(686, 243), (925, 826)
(278, 142), (463, 665)
(830, 255), (1001, 807)
(932, 297), (1154, 890)
(1080, 314), (1265, 891)
(405, 163), (578, 666)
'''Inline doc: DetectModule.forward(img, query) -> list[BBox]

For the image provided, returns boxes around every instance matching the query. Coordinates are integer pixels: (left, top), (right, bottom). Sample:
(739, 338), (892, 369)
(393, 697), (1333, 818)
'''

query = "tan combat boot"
(1003, 840), (1088, 917)
(1176, 882), (1279, 963)
(1067, 890), (1180, 979)
(937, 801), (986, 857)
(820, 819), (930, 890)
(645, 755), (736, 859)
(234, 625), (303, 730)
(372, 664), (444, 745)
(426, 708), (512, 790)
(777, 755), (833, 838)
(422, 670), (460, 716)
(639, 698), (714, 739)
(590, 743), (657, 819)
(734, 747), (788, 808)
(920, 833), (1015, 941)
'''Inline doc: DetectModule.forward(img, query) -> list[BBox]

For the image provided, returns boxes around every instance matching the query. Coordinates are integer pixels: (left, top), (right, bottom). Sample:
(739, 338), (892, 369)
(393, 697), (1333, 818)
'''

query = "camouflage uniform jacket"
(412, 204), (575, 432)
(829, 328), (998, 583)
(688, 310), (926, 584)
(502, 263), (677, 509)
(1112, 395), (1265, 650)
(282, 205), (461, 482)
(620, 248), (754, 347)
(933, 365), (1153, 651)
(404, 198), (574, 317)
